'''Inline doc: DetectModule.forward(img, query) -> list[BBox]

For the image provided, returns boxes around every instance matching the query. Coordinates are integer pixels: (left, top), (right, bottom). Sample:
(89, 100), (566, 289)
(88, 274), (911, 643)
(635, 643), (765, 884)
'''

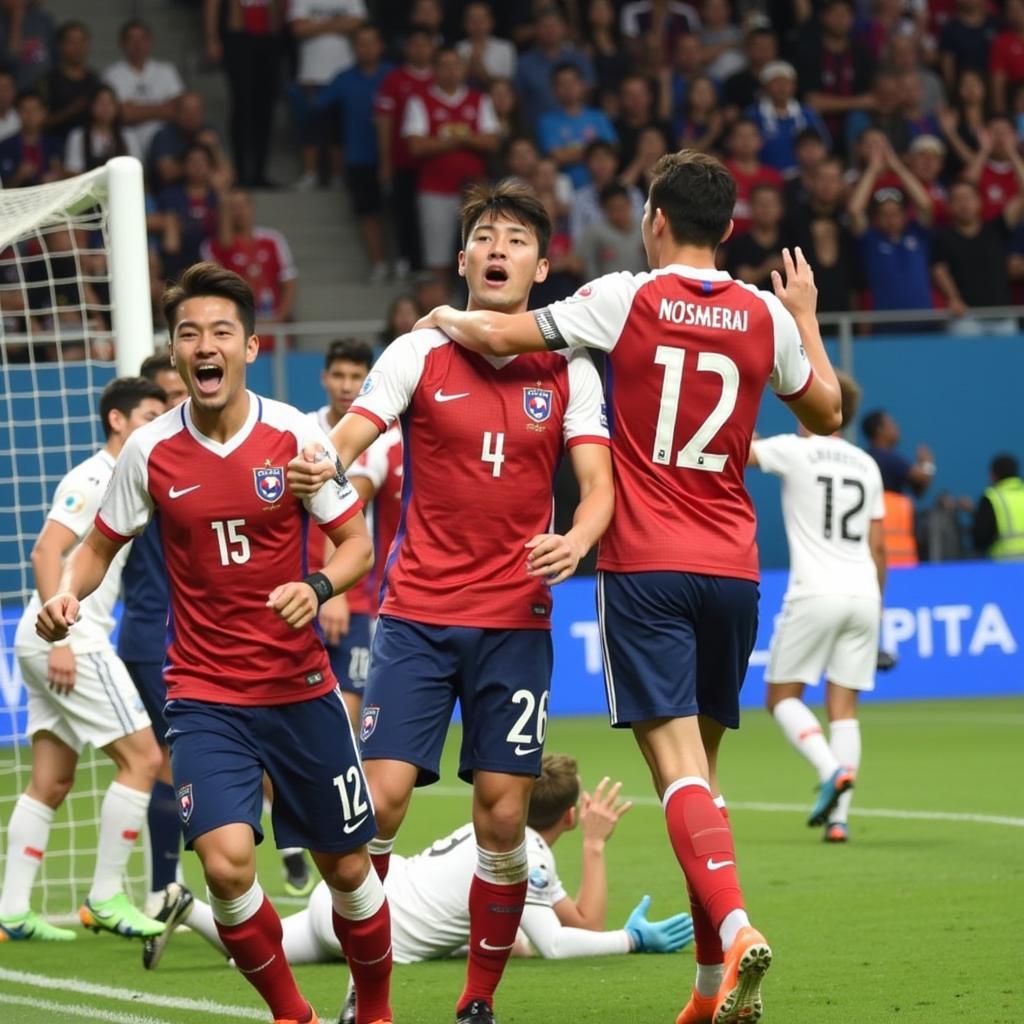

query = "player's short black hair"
(647, 150), (737, 250)
(99, 376), (165, 438)
(139, 351), (175, 380)
(460, 178), (552, 258)
(527, 754), (580, 830)
(836, 371), (862, 429)
(162, 261), (256, 339)
(991, 453), (1020, 480)
(325, 337), (374, 371)
(860, 409), (887, 442)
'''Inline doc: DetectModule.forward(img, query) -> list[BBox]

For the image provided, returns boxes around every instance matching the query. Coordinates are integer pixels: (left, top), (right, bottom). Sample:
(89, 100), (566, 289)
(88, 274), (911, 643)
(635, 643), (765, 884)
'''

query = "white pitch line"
(0, 968), (266, 1020)
(420, 786), (1024, 827)
(0, 993), (173, 1024)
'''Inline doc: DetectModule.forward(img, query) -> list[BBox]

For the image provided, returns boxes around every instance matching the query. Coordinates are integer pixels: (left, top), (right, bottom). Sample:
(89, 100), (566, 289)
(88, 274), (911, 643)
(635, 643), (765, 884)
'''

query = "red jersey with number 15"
(540, 266), (812, 581)
(95, 393), (363, 705)
(349, 329), (609, 629)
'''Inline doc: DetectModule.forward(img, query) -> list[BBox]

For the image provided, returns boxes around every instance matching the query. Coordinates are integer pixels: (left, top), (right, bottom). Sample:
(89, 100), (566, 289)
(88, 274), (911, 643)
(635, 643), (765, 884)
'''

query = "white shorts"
(18, 645), (151, 754)
(765, 593), (880, 692)
(417, 193), (460, 268)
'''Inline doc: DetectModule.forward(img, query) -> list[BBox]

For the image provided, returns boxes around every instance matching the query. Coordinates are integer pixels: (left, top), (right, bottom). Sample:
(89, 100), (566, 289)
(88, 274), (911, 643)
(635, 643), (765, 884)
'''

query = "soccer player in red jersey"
(414, 151), (842, 1024)
(35, 263), (394, 1024)
(288, 180), (614, 1024)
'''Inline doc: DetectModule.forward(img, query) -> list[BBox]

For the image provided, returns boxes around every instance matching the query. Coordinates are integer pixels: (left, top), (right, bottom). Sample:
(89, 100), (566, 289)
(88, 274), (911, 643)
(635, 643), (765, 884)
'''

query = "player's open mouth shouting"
(483, 264), (509, 289)
(194, 363), (224, 396)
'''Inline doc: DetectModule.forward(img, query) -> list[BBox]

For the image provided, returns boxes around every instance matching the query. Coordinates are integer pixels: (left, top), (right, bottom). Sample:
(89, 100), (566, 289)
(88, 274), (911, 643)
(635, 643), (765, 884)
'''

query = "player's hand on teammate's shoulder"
(579, 776), (633, 846)
(413, 305), (451, 332)
(35, 592), (79, 645)
(267, 580), (321, 630)
(319, 593), (350, 645)
(771, 246), (818, 320)
(525, 533), (586, 586)
(287, 443), (335, 498)
(46, 645), (77, 696)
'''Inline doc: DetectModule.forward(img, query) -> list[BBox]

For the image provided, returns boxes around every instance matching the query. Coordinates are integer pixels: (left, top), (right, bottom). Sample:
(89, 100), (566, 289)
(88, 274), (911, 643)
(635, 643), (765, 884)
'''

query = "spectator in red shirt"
(964, 115), (1024, 221)
(402, 47), (499, 278)
(374, 25), (435, 277)
(201, 187), (298, 349)
(724, 117), (785, 235)
(990, 0), (1024, 113)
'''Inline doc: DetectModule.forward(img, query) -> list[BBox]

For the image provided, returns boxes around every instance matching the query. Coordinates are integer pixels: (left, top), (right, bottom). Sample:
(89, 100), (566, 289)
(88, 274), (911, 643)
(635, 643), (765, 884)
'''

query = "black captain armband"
(534, 308), (568, 350)
(303, 572), (334, 607)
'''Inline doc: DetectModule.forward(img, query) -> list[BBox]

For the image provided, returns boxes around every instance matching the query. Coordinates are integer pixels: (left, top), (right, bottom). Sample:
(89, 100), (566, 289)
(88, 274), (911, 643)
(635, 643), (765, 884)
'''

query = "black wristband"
(303, 572), (334, 607)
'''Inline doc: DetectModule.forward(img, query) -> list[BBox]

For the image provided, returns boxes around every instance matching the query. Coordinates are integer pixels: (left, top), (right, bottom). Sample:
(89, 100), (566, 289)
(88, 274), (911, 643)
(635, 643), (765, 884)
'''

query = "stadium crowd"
(3, 0), (1024, 337)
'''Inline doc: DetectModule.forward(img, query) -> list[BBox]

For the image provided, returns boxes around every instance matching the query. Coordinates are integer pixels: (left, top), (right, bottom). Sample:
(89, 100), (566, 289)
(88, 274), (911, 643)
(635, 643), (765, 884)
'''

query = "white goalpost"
(0, 156), (154, 919)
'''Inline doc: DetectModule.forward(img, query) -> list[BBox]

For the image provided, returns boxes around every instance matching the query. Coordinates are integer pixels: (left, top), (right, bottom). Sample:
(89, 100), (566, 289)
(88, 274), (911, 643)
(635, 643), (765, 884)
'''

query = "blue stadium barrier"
(2, 561), (1020, 745)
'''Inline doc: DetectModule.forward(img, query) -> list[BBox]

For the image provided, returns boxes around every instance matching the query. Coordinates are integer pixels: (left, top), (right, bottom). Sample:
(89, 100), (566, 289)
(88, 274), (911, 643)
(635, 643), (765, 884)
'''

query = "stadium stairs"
(49, 0), (399, 343)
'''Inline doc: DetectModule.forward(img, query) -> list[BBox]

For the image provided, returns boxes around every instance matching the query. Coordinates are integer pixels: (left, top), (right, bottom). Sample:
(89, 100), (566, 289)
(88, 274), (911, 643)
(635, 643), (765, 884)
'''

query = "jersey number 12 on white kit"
(816, 476), (866, 542)
(652, 346), (739, 471)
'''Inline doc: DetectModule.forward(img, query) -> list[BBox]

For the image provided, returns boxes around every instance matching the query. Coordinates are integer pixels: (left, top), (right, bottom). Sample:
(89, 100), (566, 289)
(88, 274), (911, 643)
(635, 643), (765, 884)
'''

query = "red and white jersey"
(401, 85), (498, 195)
(202, 229), (297, 310)
(540, 265), (812, 581)
(375, 64), (433, 170)
(977, 160), (1019, 222)
(347, 423), (404, 611)
(95, 393), (363, 705)
(350, 329), (609, 629)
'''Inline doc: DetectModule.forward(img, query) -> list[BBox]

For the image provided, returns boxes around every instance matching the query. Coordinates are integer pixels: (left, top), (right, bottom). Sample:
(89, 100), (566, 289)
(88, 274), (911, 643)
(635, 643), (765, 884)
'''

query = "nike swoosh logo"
(343, 815), (369, 834)
(707, 858), (735, 871)
(168, 484), (201, 499)
(434, 389), (470, 403)
(514, 745), (540, 756)
(480, 937), (516, 951)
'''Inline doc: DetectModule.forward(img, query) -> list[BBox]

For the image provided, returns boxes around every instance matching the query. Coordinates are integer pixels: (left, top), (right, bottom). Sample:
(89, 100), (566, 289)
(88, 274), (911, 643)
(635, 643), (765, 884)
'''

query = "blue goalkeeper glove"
(624, 894), (695, 953)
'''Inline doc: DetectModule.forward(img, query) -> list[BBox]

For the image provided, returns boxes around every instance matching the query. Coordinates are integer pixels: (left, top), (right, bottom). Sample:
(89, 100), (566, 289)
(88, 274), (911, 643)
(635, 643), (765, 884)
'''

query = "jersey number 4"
(652, 346), (739, 471)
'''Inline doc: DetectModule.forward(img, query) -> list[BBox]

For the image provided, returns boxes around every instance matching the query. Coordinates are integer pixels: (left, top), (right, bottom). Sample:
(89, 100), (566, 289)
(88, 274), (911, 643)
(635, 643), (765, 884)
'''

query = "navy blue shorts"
(327, 613), (372, 696)
(124, 660), (168, 744)
(597, 571), (759, 729)
(360, 615), (553, 786)
(164, 689), (375, 853)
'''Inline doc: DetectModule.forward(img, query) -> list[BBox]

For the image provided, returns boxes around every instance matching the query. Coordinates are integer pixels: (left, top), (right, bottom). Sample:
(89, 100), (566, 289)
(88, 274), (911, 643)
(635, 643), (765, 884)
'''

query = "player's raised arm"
(35, 527), (126, 643)
(770, 247), (842, 435)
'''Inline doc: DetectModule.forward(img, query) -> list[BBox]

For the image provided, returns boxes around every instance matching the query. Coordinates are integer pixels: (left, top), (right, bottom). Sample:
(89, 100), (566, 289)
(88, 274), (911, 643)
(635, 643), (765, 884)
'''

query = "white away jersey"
(751, 433), (884, 598)
(15, 450), (130, 655)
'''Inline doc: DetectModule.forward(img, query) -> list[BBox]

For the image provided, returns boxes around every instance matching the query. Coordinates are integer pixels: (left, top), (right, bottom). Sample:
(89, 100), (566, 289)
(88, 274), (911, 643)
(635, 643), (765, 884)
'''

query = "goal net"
(0, 157), (153, 919)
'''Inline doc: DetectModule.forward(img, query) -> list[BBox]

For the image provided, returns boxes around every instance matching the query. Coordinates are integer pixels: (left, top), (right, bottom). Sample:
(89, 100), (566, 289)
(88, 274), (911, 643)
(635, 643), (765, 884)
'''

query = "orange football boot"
(713, 927), (772, 1024)
(676, 987), (718, 1024)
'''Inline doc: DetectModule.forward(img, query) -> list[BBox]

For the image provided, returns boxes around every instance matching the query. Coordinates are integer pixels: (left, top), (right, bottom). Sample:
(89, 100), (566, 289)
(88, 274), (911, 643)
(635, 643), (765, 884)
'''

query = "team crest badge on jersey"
(254, 466), (285, 503)
(523, 387), (553, 423)
(529, 865), (549, 889)
(177, 783), (193, 824)
(360, 705), (380, 742)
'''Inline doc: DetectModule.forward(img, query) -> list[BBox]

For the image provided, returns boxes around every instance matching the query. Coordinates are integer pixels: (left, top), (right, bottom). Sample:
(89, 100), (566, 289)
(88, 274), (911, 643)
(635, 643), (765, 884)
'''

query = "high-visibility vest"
(985, 477), (1024, 561)
(882, 491), (918, 567)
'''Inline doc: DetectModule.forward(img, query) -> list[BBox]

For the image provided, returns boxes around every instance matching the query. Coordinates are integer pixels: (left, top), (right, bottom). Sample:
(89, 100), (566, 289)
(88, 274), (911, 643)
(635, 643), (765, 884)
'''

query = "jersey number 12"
(652, 346), (739, 471)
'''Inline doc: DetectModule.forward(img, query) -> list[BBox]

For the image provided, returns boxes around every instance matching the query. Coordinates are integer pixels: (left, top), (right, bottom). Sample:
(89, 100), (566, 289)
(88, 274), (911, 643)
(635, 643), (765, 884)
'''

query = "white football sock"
(89, 781), (150, 903)
(695, 963), (725, 997)
(209, 879), (264, 926)
(330, 867), (385, 921)
(281, 847), (303, 858)
(0, 795), (54, 918)
(475, 841), (528, 885)
(772, 697), (839, 783)
(719, 908), (751, 952)
(828, 719), (861, 824)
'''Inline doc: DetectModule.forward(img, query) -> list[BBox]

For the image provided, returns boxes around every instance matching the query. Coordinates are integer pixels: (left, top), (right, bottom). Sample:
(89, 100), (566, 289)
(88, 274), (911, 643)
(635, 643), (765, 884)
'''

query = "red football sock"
(330, 873), (393, 1024)
(369, 851), (391, 882)
(457, 875), (528, 1013)
(215, 896), (310, 1021)
(686, 875), (723, 965)
(664, 781), (745, 932)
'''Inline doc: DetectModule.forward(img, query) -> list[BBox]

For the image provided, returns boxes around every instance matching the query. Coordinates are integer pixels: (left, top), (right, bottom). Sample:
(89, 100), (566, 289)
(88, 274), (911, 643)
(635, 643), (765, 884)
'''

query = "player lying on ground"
(287, 181), (614, 1024)
(156, 757), (692, 985)
(1, 376), (168, 943)
(35, 262), (393, 1024)
(411, 152), (843, 1024)
(748, 371), (887, 843)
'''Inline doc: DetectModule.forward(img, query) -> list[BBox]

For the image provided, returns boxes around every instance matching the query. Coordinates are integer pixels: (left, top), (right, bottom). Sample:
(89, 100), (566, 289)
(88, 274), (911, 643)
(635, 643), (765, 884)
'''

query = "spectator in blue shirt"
(848, 134), (935, 329)
(315, 24), (394, 284)
(0, 89), (61, 185)
(744, 61), (829, 175)
(861, 409), (937, 497)
(537, 63), (617, 190)
(515, 8), (594, 127)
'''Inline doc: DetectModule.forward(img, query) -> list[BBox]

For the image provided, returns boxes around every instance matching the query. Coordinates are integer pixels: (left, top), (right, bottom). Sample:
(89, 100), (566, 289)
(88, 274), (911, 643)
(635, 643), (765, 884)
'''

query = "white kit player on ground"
(157, 755), (694, 1017)
(0, 377), (168, 942)
(748, 372), (887, 842)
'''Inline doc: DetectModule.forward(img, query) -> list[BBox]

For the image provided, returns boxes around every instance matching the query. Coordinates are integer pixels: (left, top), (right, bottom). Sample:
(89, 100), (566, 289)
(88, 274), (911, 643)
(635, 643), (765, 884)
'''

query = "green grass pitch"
(1, 697), (1021, 1023)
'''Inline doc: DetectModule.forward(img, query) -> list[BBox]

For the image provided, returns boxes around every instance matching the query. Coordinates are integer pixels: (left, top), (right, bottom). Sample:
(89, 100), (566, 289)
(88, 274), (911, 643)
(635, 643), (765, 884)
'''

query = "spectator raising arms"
(456, 2), (516, 88)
